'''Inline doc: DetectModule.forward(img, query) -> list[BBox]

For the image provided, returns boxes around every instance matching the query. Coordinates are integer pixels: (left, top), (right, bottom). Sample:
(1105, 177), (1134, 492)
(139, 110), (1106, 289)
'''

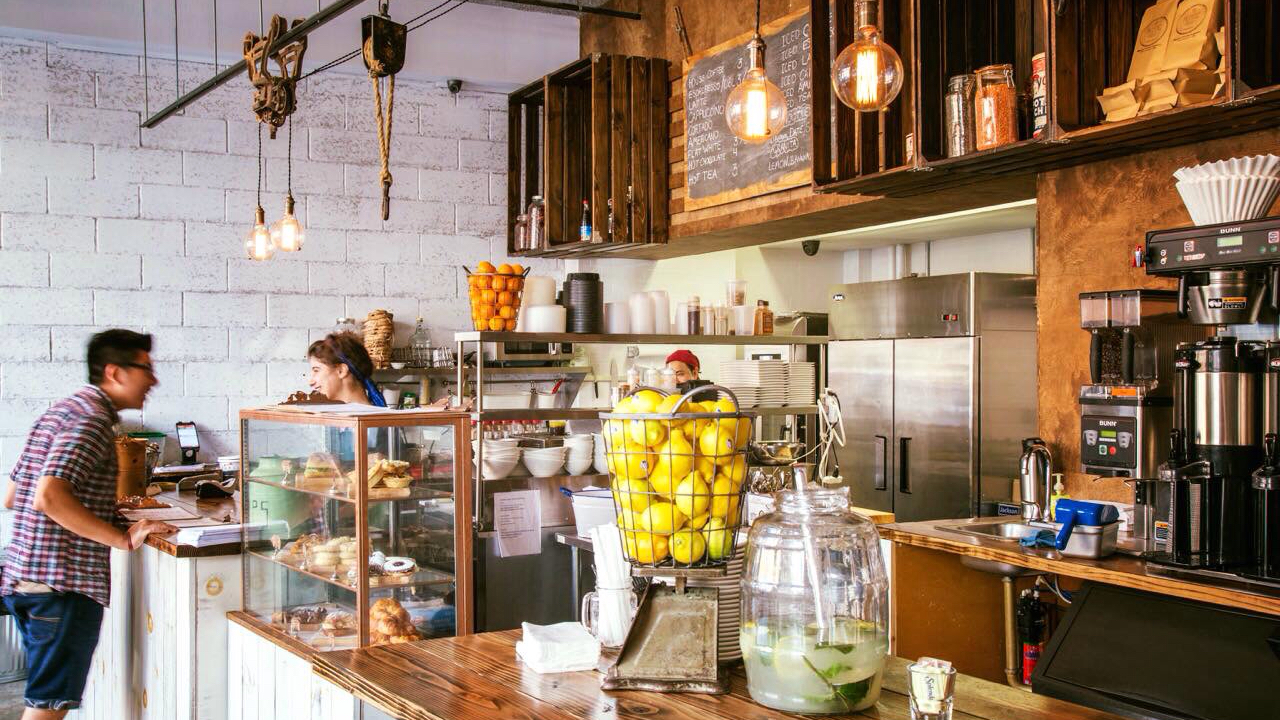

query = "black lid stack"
(564, 272), (604, 334)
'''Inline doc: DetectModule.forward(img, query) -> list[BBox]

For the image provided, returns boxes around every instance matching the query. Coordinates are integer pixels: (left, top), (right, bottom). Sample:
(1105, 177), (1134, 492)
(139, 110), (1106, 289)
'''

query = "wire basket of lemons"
(600, 386), (755, 569)
(465, 261), (528, 332)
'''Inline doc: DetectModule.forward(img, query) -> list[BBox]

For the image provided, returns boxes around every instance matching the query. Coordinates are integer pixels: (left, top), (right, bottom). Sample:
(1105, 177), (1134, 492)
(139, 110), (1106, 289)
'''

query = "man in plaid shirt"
(2, 330), (175, 718)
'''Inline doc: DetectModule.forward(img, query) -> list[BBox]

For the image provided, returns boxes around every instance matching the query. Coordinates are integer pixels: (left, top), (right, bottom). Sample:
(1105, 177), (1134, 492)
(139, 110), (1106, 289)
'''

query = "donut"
(383, 557), (416, 575)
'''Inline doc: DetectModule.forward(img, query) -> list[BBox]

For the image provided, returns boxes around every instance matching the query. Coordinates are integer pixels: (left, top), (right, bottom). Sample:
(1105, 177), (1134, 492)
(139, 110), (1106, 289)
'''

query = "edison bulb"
(271, 195), (305, 252)
(832, 11), (904, 111)
(725, 65), (787, 144)
(245, 206), (274, 261)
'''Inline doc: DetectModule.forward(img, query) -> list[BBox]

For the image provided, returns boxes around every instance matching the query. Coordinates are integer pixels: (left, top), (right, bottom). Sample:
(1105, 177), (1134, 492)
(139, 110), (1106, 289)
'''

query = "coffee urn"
(1251, 343), (1280, 580)
(1158, 337), (1263, 569)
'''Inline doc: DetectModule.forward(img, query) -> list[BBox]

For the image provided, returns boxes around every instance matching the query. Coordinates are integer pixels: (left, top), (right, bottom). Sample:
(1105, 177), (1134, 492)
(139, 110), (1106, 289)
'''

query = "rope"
(366, 37), (395, 220)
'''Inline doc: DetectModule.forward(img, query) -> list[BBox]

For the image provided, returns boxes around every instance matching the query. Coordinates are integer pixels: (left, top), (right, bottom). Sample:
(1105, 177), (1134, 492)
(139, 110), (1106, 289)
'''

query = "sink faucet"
(1018, 438), (1052, 522)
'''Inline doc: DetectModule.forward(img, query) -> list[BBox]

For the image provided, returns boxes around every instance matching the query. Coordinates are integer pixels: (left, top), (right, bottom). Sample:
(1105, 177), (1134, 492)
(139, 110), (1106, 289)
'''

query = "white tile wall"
(0, 34), (559, 469)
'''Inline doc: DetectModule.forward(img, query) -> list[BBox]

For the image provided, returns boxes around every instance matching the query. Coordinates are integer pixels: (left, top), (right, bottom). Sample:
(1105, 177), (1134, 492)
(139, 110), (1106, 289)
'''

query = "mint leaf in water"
(834, 678), (871, 705)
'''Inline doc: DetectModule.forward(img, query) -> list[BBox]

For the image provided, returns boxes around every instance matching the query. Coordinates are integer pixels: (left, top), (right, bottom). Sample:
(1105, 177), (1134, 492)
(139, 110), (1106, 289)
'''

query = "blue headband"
(330, 343), (387, 407)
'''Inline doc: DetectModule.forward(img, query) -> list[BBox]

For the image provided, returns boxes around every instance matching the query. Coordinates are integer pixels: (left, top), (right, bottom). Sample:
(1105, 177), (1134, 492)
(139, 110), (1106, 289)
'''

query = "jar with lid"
(686, 297), (702, 336)
(740, 486), (889, 714)
(974, 63), (1017, 150)
(753, 300), (774, 336)
(527, 196), (546, 250)
(944, 74), (976, 157)
(514, 214), (530, 251)
(333, 317), (359, 334)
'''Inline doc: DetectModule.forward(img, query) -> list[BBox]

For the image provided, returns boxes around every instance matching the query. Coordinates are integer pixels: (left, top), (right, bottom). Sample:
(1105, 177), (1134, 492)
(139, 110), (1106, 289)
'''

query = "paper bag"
(1128, 0), (1179, 81)
(1161, 0), (1222, 72)
(1137, 81), (1177, 116)
(1098, 81), (1140, 122)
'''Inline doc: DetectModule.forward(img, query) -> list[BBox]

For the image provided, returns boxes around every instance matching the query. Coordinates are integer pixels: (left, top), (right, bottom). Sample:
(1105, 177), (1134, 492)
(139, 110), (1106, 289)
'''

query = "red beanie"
(665, 349), (700, 372)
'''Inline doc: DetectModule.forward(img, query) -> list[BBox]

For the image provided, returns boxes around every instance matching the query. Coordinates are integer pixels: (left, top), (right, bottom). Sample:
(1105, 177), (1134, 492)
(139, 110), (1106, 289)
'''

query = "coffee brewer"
(1144, 217), (1280, 577)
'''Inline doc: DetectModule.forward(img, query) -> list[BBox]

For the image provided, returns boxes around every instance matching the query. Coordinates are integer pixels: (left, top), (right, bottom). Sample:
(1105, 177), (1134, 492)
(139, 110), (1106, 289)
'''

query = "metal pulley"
(362, 0), (405, 220)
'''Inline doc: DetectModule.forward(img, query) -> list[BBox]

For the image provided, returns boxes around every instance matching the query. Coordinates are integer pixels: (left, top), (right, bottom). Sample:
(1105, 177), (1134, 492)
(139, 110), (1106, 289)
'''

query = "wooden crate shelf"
(506, 53), (669, 256)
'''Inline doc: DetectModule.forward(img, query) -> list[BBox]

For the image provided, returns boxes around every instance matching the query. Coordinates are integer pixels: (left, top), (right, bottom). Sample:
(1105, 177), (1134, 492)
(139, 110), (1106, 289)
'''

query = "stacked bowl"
(1174, 154), (1280, 225)
(474, 438), (521, 480)
(522, 446), (568, 478)
(563, 435), (595, 476)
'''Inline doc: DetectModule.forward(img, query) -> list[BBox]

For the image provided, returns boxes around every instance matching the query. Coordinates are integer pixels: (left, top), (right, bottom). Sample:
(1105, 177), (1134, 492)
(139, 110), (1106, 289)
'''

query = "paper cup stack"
(1174, 154), (1280, 226)
(363, 309), (394, 369)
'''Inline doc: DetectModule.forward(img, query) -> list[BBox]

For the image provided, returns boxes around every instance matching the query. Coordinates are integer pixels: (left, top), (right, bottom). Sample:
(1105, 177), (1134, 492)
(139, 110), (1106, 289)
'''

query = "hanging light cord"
(286, 115), (293, 197)
(256, 122), (263, 209)
(755, 0), (761, 36)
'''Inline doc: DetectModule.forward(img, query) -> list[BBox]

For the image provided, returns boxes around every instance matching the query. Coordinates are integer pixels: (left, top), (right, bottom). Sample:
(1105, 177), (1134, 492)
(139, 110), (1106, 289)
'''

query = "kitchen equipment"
(1019, 438), (1052, 521)
(1157, 337), (1263, 570)
(1051, 499), (1120, 558)
(1077, 290), (1207, 483)
(524, 305), (567, 333)
(740, 486), (889, 714)
(828, 273), (1036, 521)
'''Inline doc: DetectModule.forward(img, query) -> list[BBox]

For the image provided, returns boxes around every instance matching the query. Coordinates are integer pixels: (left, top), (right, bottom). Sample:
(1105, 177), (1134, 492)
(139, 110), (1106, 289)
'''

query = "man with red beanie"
(666, 349), (716, 400)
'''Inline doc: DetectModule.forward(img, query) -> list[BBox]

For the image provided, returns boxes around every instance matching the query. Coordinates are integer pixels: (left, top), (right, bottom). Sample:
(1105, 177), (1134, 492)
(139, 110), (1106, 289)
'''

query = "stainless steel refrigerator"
(827, 273), (1037, 521)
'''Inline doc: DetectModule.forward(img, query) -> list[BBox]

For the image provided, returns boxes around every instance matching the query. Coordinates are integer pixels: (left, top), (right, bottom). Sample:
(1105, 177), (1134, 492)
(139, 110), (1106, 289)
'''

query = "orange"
(510, 263), (524, 275)
(499, 305), (515, 319)
(479, 304), (496, 320)
(488, 317), (504, 331)
(497, 291), (514, 306)
(467, 274), (481, 288)
(481, 289), (497, 304)
(504, 319), (517, 331)
(497, 263), (514, 275)
(491, 275), (507, 292)
(476, 261), (496, 273)
(472, 275), (490, 291)
(507, 277), (523, 291)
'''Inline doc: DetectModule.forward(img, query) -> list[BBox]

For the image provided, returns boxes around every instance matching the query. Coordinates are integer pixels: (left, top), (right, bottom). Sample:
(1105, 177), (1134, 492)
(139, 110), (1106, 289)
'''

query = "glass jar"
(580, 586), (637, 648)
(974, 63), (1017, 150)
(944, 74), (976, 157)
(527, 196), (546, 250)
(514, 213), (530, 251)
(740, 487), (889, 714)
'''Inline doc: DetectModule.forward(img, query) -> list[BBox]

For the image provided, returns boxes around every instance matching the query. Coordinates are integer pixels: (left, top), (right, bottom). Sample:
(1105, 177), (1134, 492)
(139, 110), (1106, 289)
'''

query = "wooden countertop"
(883, 519), (1280, 617)
(311, 629), (1121, 720)
(141, 489), (240, 558)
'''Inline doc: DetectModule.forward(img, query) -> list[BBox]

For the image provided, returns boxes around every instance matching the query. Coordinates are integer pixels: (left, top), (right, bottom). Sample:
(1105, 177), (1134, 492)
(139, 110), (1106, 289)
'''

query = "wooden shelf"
(244, 476), (453, 505)
(453, 331), (828, 345)
(247, 549), (455, 592)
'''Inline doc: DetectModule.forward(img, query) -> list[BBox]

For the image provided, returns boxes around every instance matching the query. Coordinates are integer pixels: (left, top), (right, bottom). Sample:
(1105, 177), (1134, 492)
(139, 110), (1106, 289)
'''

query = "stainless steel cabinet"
(830, 340), (894, 513)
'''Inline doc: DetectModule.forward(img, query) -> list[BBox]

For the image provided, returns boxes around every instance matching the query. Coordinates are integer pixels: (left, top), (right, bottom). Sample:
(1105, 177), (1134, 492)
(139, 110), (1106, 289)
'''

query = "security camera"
(802, 240), (820, 256)
(447, 79), (463, 94)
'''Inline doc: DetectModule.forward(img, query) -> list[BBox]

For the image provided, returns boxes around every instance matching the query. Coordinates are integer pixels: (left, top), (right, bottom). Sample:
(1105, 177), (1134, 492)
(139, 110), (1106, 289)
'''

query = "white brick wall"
(0, 33), (559, 470)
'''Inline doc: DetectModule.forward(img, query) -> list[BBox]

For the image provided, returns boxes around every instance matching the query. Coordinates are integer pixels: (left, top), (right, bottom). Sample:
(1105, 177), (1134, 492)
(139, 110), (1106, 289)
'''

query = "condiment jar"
(527, 196), (546, 250)
(514, 213), (530, 251)
(944, 74), (976, 157)
(753, 300), (774, 336)
(974, 63), (1017, 150)
(740, 487), (889, 714)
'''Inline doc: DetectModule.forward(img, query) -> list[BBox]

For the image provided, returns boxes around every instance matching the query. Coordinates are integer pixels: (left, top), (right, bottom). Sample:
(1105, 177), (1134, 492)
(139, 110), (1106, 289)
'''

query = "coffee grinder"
(1143, 217), (1280, 573)
(1077, 290), (1207, 549)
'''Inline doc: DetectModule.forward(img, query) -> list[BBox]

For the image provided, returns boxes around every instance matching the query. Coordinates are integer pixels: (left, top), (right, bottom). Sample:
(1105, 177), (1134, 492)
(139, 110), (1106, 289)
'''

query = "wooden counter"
(141, 489), (240, 557)
(311, 629), (1121, 720)
(882, 519), (1280, 617)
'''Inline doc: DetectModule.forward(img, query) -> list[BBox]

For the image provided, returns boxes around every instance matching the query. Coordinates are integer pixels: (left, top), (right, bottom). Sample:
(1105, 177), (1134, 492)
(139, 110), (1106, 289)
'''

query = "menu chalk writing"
(683, 8), (813, 210)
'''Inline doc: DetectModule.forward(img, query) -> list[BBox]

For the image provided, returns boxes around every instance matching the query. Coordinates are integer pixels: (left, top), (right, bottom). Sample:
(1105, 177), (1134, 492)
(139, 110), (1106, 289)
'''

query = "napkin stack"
(514, 621), (600, 674)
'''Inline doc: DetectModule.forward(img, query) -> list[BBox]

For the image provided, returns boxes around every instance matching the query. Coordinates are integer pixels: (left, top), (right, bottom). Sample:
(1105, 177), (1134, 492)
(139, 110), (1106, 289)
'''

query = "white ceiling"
(766, 199), (1038, 251)
(0, 0), (584, 90)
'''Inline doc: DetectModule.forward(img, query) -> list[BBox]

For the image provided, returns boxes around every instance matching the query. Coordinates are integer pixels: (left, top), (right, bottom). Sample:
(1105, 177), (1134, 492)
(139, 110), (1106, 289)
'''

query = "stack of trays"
(786, 361), (816, 405)
(563, 273), (604, 334)
(720, 360), (787, 407)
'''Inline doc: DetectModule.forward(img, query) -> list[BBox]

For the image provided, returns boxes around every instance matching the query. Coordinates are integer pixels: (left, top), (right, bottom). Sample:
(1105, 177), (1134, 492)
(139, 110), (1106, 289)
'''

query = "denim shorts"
(3, 591), (104, 711)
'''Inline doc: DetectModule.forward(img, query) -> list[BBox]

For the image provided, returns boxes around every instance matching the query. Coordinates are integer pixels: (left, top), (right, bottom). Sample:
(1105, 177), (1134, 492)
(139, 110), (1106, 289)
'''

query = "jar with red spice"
(974, 63), (1017, 150)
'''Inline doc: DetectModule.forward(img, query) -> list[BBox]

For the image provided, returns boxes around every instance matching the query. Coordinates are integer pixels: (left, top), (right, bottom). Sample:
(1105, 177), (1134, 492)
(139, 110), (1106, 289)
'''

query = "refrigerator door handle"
(899, 437), (912, 494)
(874, 435), (888, 490)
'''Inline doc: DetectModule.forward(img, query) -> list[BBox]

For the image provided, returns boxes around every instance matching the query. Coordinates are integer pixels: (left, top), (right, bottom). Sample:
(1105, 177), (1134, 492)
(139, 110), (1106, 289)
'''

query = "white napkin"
(515, 621), (600, 674)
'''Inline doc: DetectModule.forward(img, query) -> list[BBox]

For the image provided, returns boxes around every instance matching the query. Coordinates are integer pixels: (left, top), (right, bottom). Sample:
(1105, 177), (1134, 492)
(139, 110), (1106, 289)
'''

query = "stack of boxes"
(1097, 0), (1225, 122)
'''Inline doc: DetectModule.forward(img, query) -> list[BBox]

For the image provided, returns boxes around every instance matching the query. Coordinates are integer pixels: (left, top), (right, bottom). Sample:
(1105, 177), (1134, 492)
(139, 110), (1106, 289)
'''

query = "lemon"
(629, 389), (664, 413)
(670, 528), (707, 565)
(656, 394), (689, 429)
(612, 396), (634, 414)
(604, 418), (630, 450)
(608, 440), (654, 481)
(694, 455), (717, 480)
(622, 531), (669, 564)
(712, 398), (738, 413)
(629, 418), (667, 447)
(703, 517), (734, 560)
(697, 420), (738, 459)
(709, 476), (737, 519)
(641, 502), (687, 535)
(649, 433), (694, 487)
(719, 454), (748, 484)
(673, 473), (711, 519)
(688, 512), (710, 530)
(617, 509), (645, 530)
(611, 477), (652, 513)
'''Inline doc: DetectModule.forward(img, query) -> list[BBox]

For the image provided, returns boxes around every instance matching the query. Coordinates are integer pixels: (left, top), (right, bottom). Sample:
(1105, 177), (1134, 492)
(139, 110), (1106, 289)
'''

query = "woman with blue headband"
(307, 331), (387, 407)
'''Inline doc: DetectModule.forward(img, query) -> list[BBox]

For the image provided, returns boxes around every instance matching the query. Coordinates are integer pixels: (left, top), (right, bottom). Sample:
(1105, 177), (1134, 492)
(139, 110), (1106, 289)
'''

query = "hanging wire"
(140, 0), (149, 118)
(287, 115), (293, 196)
(173, 0), (180, 112)
(212, 0), (218, 74)
(256, 122), (263, 210)
(755, 0), (761, 36)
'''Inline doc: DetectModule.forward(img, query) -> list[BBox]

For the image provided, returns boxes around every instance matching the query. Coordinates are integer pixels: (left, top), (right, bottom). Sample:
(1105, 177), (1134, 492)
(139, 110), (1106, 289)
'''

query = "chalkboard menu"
(683, 8), (813, 211)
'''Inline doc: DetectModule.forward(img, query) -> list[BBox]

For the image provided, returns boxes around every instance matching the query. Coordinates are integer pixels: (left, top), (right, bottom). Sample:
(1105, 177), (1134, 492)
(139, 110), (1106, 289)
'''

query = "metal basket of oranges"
(599, 386), (755, 569)
(465, 262), (529, 332)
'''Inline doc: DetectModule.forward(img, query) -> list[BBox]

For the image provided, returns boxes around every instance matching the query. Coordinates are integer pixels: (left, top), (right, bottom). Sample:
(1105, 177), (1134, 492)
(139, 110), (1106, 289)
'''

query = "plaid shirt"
(2, 385), (120, 606)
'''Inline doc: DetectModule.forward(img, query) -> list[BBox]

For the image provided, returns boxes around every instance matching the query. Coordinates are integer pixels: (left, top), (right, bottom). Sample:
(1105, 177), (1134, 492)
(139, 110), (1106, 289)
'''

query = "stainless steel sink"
(932, 519), (1050, 577)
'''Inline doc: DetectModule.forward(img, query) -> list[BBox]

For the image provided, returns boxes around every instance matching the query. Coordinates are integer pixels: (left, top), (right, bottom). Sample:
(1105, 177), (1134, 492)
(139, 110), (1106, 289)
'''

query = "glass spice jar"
(527, 196), (546, 250)
(944, 74), (976, 157)
(740, 487), (890, 714)
(974, 63), (1017, 150)
(514, 213), (530, 251)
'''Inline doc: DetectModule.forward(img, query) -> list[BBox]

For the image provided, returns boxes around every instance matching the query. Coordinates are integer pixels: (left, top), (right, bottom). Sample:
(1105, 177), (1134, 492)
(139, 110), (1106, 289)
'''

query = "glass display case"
(238, 407), (472, 649)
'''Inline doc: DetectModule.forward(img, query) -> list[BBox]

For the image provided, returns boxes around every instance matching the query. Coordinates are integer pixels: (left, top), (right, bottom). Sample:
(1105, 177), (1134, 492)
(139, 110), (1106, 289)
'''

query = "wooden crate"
(507, 53), (669, 257)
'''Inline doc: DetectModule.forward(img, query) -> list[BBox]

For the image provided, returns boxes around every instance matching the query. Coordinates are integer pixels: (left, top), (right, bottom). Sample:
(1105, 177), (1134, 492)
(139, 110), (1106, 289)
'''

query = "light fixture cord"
(287, 114), (293, 197)
(755, 0), (761, 36)
(256, 122), (262, 209)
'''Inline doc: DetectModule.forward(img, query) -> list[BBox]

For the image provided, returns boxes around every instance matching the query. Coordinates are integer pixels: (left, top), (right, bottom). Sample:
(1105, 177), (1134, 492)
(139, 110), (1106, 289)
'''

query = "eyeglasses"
(120, 362), (156, 376)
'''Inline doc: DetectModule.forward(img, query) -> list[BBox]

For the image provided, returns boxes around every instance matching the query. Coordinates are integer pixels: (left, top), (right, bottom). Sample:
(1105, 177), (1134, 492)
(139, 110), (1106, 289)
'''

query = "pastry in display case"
(238, 407), (472, 648)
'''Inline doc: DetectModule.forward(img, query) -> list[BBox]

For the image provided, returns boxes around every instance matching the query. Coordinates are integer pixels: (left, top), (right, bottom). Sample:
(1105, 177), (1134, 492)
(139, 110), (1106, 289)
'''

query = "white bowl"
(592, 433), (608, 474)
(473, 438), (520, 452)
(522, 450), (566, 478)
(481, 454), (520, 480)
(523, 446), (568, 461)
(566, 453), (595, 476)
(390, 362), (407, 370)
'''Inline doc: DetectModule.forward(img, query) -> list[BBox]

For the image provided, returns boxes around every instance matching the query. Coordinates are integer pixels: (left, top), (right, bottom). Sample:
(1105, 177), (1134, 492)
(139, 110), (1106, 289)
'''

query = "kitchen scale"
(602, 568), (727, 694)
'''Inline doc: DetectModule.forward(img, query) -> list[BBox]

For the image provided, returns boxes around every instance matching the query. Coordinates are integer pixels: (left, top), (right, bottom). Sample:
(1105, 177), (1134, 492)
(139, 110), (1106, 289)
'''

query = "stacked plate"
(564, 273), (604, 334)
(786, 362), (816, 405)
(687, 541), (747, 663)
(720, 360), (788, 408)
(1174, 154), (1280, 225)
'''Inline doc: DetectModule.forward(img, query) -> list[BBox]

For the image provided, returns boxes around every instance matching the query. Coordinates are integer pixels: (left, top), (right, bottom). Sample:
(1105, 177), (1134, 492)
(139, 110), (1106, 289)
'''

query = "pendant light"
(832, 0), (904, 112)
(270, 116), (305, 252)
(724, 0), (787, 144)
(245, 124), (275, 261)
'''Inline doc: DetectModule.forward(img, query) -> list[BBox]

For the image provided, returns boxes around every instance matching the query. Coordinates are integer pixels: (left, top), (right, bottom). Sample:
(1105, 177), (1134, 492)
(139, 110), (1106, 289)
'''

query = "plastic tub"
(571, 488), (615, 536)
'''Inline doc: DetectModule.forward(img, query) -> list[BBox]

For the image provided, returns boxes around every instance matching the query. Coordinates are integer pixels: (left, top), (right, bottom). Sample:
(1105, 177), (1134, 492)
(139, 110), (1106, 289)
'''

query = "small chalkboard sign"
(683, 8), (813, 211)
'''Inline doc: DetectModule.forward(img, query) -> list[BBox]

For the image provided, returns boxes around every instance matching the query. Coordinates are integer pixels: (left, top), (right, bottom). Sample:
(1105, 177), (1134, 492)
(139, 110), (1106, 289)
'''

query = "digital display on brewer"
(1217, 235), (1243, 248)
(1099, 429), (1117, 439)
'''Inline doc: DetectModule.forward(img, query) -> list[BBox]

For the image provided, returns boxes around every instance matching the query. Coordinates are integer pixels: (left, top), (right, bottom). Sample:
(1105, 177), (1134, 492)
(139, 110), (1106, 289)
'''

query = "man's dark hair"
(87, 329), (153, 384)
